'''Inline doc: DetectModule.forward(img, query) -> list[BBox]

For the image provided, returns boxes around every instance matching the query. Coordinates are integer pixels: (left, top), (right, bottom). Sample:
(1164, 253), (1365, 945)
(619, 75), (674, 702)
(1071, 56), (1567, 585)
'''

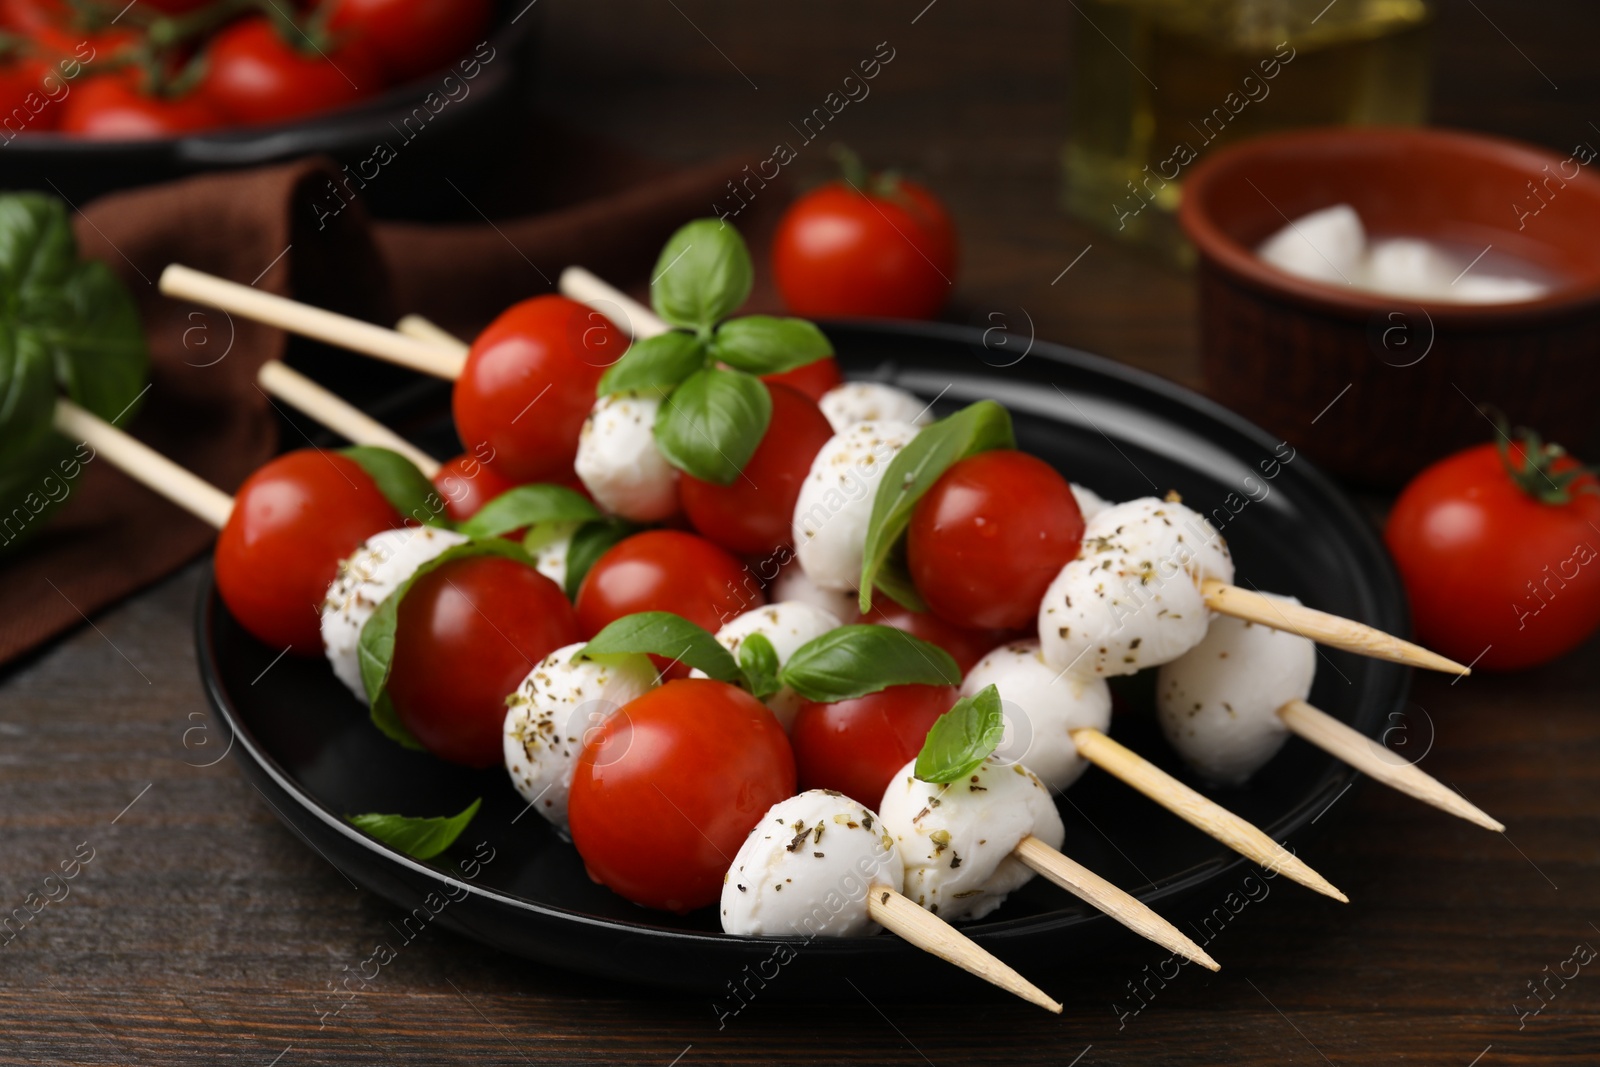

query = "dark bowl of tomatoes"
(196, 319), (1407, 999)
(0, 0), (537, 211)
(1180, 126), (1600, 489)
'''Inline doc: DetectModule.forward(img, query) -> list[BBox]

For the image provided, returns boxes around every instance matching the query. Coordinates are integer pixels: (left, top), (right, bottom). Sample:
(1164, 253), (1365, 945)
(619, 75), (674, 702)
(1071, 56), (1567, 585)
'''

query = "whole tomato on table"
(1386, 425), (1600, 671)
(773, 147), (957, 320)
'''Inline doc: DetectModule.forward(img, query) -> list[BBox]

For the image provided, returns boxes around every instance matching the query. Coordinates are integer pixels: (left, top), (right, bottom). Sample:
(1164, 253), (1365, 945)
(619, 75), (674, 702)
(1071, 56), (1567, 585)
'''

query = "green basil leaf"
(779, 624), (960, 703)
(459, 483), (601, 539)
(858, 400), (1015, 613)
(872, 545), (929, 613)
(597, 331), (707, 396)
(578, 611), (741, 683)
(653, 367), (771, 485)
(649, 218), (753, 330)
(0, 328), (56, 463)
(46, 260), (147, 423)
(914, 684), (1006, 784)
(561, 517), (642, 600)
(347, 798), (482, 861)
(738, 632), (781, 700)
(342, 446), (452, 528)
(358, 539), (537, 750)
(709, 316), (832, 375)
(0, 431), (79, 557)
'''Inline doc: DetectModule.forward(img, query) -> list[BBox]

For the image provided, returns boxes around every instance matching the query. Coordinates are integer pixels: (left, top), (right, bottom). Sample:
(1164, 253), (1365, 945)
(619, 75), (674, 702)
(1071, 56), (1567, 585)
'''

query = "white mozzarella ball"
(522, 520), (581, 588)
(818, 382), (932, 434)
(961, 639), (1111, 791)
(1363, 237), (1461, 299)
(878, 756), (1063, 922)
(1157, 595), (1316, 785)
(792, 420), (921, 591)
(1070, 483), (1110, 522)
(575, 392), (678, 522)
(1448, 273), (1549, 304)
(691, 602), (842, 730)
(721, 790), (903, 937)
(1038, 497), (1234, 679)
(503, 642), (658, 836)
(320, 525), (468, 700)
(771, 557), (860, 622)
(1257, 203), (1365, 287)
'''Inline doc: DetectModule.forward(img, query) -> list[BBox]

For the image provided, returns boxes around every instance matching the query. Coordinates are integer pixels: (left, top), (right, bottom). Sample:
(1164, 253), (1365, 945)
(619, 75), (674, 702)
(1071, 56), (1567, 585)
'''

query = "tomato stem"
(1493, 414), (1599, 506)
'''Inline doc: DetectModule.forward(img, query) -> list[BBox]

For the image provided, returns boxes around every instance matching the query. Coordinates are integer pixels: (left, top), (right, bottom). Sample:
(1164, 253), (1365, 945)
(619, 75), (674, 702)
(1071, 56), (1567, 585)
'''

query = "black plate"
(195, 321), (1409, 999)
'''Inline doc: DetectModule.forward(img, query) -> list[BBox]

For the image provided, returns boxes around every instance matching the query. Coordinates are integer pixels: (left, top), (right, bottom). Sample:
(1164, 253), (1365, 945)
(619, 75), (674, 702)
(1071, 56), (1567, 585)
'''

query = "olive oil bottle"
(1064, 0), (1431, 264)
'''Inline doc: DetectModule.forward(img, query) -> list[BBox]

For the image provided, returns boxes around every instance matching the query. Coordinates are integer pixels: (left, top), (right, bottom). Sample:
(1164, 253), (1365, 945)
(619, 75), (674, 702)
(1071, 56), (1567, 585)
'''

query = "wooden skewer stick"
(558, 266), (668, 340)
(1277, 700), (1503, 832)
(1201, 579), (1470, 677)
(865, 884), (1062, 1013)
(53, 400), (232, 529)
(1069, 727), (1348, 902)
(159, 264), (465, 380)
(1013, 836), (1220, 971)
(395, 314), (470, 356)
(256, 361), (440, 478)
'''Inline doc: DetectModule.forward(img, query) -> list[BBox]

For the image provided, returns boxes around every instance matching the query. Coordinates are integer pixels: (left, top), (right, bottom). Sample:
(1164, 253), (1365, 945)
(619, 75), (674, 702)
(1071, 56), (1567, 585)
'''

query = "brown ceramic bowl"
(1179, 126), (1600, 487)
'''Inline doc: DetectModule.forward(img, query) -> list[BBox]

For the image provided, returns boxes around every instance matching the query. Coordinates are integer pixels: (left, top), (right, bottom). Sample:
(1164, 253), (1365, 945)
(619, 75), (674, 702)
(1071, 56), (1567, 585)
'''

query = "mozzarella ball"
(1364, 237), (1461, 300)
(1070, 483), (1110, 522)
(792, 420), (921, 591)
(1257, 203), (1365, 287)
(818, 382), (932, 434)
(879, 756), (1064, 922)
(690, 601), (842, 730)
(575, 392), (678, 522)
(721, 790), (903, 937)
(522, 520), (581, 588)
(961, 639), (1111, 791)
(771, 557), (860, 621)
(503, 642), (658, 836)
(1038, 497), (1234, 679)
(320, 525), (468, 700)
(1157, 595), (1316, 785)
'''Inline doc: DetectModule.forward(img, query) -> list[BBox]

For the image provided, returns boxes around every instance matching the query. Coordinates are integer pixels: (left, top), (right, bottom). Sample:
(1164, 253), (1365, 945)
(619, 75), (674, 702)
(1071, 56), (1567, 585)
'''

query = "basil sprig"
(342, 446), (453, 528)
(347, 798), (481, 861)
(858, 400), (1016, 613)
(357, 539), (538, 749)
(459, 483), (601, 539)
(577, 611), (743, 683)
(913, 684), (1005, 784)
(738, 632), (781, 700)
(595, 219), (833, 485)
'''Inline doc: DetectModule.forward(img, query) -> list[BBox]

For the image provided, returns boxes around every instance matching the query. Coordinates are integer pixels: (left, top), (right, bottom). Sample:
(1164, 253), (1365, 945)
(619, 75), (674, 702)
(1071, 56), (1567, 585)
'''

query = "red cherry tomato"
(199, 16), (384, 126)
(773, 168), (956, 320)
(1386, 434), (1600, 671)
(326, 0), (492, 82)
(906, 450), (1084, 630)
(790, 683), (956, 806)
(0, 58), (58, 133)
(386, 554), (579, 767)
(59, 74), (224, 138)
(679, 384), (834, 557)
(454, 296), (622, 484)
(431, 452), (517, 523)
(762, 356), (842, 403)
(568, 678), (795, 913)
(214, 450), (401, 654)
(855, 600), (1008, 675)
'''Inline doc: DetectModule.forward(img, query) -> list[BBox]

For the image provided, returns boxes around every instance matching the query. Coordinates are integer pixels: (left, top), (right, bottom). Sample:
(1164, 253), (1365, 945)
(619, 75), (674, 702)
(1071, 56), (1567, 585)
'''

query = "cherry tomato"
(0, 58), (58, 133)
(679, 384), (834, 557)
(568, 678), (795, 913)
(326, 0), (492, 82)
(576, 531), (761, 674)
(59, 74), (223, 138)
(790, 683), (956, 806)
(454, 296), (622, 484)
(199, 16), (384, 126)
(214, 450), (402, 654)
(1386, 433), (1600, 671)
(386, 554), (579, 767)
(855, 600), (1008, 675)
(762, 356), (842, 403)
(773, 158), (956, 320)
(432, 452), (517, 523)
(906, 450), (1084, 630)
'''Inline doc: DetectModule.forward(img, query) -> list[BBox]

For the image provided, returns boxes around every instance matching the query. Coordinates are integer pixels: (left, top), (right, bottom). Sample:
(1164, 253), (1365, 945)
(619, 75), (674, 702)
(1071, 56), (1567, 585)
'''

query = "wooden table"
(4, 2), (1598, 1063)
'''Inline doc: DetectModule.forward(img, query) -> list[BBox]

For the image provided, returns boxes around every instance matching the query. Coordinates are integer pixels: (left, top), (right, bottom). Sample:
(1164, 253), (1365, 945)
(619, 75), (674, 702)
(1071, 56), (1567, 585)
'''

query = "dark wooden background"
(4, 2), (1598, 1064)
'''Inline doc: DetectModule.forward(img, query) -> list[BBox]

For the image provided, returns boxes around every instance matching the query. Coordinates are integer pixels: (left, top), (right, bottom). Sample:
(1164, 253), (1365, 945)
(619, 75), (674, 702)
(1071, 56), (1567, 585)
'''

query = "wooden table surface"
(5, 2), (1599, 1064)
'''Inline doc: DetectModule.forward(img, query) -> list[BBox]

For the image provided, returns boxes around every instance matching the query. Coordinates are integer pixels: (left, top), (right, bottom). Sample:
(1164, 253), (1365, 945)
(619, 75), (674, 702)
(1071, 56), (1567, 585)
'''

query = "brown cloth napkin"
(0, 138), (780, 668)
